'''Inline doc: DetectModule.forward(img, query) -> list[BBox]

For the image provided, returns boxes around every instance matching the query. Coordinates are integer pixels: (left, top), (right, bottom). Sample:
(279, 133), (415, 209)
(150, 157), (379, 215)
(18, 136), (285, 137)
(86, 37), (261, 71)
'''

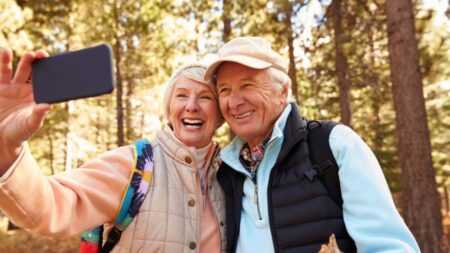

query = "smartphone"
(31, 44), (115, 104)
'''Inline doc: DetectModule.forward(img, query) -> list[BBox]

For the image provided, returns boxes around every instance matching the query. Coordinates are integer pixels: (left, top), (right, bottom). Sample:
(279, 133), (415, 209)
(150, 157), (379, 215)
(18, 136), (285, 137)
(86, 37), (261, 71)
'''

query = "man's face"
(216, 62), (288, 148)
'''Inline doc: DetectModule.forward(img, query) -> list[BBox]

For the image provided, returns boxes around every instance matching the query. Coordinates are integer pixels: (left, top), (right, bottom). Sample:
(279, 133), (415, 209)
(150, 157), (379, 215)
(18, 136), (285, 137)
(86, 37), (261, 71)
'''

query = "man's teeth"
(234, 111), (253, 119)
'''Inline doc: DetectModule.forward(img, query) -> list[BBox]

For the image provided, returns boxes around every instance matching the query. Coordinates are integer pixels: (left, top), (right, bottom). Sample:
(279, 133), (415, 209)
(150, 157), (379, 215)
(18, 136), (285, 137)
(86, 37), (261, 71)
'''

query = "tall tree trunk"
(385, 0), (447, 252)
(331, 0), (352, 127)
(222, 0), (234, 141)
(222, 0), (232, 43)
(63, 13), (74, 172)
(283, 0), (299, 102)
(64, 101), (74, 171)
(114, 1), (124, 147)
(125, 76), (135, 142)
(444, 185), (449, 215)
(115, 39), (124, 147)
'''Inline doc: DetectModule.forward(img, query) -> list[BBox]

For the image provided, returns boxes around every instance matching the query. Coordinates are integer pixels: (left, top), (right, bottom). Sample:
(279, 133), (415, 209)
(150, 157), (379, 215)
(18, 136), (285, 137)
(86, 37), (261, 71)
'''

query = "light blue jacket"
(220, 104), (421, 253)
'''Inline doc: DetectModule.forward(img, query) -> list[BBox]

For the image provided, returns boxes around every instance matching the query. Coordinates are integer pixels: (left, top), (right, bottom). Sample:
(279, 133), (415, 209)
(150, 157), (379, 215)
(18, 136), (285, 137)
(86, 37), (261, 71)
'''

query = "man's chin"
(231, 129), (255, 141)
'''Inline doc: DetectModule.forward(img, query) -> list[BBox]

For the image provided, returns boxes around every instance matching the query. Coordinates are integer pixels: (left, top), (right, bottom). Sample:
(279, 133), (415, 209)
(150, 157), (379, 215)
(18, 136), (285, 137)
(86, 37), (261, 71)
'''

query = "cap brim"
(204, 55), (272, 81)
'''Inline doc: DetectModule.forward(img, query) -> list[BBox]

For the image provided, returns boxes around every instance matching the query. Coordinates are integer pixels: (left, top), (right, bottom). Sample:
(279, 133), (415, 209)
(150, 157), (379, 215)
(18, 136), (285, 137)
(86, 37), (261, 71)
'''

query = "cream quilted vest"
(108, 130), (227, 253)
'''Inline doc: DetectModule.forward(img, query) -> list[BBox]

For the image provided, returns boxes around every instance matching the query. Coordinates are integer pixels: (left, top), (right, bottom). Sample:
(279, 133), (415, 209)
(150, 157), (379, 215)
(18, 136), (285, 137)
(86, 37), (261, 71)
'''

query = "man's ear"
(280, 84), (289, 103)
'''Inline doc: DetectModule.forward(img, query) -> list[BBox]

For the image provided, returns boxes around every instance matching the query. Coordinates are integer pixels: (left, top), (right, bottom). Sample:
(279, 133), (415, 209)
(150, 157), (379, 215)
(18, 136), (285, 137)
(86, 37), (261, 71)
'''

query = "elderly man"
(204, 37), (420, 253)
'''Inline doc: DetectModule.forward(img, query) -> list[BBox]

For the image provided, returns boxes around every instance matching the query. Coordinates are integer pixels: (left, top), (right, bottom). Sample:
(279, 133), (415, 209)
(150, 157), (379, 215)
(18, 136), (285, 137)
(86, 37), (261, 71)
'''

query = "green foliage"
(0, 0), (33, 52)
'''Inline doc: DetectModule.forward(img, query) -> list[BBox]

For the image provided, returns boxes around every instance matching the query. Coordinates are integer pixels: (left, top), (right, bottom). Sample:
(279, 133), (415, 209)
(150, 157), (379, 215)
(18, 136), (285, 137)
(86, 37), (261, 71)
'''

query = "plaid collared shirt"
(239, 137), (271, 182)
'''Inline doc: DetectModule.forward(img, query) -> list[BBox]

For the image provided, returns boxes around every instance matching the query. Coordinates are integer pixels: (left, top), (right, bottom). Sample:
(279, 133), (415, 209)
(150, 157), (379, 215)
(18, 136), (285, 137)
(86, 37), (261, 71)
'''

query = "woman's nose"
(185, 95), (199, 112)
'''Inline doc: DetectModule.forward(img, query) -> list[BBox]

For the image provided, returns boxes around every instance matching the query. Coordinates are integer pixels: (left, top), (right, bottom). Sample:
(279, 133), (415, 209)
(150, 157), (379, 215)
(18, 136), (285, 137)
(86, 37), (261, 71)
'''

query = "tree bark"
(125, 77), (135, 142)
(115, 39), (124, 147)
(222, 0), (232, 43)
(114, 1), (124, 147)
(385, 0), (447, 252)
(64, 101), (74, 171)
(331, 0), (352, 127)
(283, 0), (299, 102)
(222, 0), (235, 141)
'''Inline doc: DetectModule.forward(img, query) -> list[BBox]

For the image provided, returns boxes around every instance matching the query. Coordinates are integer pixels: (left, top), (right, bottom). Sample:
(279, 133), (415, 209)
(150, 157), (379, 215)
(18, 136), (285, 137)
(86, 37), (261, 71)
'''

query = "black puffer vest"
(217, 104), (356, 253)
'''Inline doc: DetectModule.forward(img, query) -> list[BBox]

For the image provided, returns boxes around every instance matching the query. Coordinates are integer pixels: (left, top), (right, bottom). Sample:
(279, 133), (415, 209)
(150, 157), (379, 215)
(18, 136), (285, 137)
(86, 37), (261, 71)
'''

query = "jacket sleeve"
(0, 143), (133, 237)
(329, 125), (421, 253)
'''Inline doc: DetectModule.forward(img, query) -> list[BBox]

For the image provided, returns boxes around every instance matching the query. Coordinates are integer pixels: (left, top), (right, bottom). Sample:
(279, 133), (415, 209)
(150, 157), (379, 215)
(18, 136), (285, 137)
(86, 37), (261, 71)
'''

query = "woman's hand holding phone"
(0, 48), (51, 174)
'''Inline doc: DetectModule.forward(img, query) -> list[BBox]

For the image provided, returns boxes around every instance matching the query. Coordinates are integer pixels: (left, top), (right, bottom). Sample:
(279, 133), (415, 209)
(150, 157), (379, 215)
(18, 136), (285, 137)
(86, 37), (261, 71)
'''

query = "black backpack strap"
(100, 227), (122, 253)
(305, 120), (343, 207)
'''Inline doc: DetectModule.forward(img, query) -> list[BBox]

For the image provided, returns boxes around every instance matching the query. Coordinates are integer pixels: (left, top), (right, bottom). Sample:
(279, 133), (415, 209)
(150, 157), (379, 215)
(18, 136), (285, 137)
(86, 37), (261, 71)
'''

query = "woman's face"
(168, 74), (222, 148)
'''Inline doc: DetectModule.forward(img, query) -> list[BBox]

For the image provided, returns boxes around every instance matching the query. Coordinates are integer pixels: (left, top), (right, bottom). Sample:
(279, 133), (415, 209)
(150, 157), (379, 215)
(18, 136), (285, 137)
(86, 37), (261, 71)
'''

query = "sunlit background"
(0, 0), (449, 252)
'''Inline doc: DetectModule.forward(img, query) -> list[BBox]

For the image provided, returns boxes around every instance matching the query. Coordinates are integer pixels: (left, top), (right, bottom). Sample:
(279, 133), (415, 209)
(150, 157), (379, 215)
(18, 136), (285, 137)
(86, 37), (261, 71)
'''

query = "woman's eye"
(176, 93), (187, 98)
(200, 95), (213, 100)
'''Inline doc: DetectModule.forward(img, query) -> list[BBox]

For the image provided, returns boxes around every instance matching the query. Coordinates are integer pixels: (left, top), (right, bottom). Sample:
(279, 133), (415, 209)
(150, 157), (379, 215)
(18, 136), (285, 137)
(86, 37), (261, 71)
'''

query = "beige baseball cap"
(204, 37), (289, 80)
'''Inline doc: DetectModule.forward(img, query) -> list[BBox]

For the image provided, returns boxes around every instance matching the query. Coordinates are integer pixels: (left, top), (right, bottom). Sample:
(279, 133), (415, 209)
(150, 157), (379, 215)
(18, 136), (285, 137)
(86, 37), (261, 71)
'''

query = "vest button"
(220, 221), (225, 227)
(185, 156), (192, 164)
(189, 241), (196, 249)
(188, 199), (195, 207)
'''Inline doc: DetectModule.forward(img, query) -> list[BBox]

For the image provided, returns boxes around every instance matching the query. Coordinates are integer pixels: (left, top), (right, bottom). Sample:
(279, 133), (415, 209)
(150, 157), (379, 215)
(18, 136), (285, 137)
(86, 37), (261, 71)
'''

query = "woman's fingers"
(35, 49), (49, 59)
(12, 51), (36, 84)
(27, 104), (52, 134)
(0, 48), (13, 84)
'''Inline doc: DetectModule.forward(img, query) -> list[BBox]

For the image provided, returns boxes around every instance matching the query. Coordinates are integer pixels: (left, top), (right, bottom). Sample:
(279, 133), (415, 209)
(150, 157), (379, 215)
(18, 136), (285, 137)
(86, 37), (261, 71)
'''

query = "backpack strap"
(304, 120), (343, 207)
(80, 139), (154, 253)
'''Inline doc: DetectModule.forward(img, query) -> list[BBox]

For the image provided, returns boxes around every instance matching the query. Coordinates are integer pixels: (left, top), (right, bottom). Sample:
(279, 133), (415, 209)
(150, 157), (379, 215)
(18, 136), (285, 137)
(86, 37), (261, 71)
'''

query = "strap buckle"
(304, 160), (334, 182)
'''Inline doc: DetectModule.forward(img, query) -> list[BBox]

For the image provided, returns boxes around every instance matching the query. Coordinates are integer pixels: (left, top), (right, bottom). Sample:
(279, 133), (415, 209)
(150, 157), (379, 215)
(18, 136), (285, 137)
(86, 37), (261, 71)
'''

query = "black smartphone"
(31, 44), (115, 104)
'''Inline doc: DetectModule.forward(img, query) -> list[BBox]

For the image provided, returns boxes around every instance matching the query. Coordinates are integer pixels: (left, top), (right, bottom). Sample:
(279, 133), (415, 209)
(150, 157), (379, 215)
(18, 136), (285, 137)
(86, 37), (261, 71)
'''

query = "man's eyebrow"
(217, 76), (261, 87)
(240, 76), (260, 83)
(216, 82), (228, 88)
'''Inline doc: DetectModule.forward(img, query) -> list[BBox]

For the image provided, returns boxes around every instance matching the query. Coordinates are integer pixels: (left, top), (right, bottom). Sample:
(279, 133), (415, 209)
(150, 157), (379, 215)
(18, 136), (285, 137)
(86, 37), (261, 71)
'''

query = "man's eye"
(218, 88), (230, 95)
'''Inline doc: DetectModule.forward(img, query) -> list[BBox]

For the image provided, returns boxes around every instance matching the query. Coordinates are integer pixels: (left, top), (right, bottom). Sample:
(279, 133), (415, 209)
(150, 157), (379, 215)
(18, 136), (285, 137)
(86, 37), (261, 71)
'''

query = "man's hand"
(318, 234), (343, 253)
(0, 48), (51, 173)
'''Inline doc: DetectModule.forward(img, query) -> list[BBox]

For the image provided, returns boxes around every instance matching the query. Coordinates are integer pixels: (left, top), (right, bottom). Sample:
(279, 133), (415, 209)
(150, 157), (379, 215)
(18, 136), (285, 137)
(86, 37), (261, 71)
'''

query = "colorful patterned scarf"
(80, 139), (154, 253)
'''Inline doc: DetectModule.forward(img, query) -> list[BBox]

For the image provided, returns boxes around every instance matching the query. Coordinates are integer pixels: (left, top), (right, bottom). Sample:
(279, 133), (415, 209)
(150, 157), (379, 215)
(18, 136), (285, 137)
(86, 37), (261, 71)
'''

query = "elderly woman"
(0, 48), (226, 253)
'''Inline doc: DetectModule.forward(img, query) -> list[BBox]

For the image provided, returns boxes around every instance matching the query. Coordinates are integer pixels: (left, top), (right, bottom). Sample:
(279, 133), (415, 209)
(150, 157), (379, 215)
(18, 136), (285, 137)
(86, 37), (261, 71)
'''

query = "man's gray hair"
(268, 67), (294, 101)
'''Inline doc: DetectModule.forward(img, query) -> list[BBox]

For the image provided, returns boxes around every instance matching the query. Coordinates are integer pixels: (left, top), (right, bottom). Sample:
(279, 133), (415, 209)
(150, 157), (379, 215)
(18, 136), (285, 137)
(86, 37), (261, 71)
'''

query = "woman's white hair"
(163, 63), (216, 118)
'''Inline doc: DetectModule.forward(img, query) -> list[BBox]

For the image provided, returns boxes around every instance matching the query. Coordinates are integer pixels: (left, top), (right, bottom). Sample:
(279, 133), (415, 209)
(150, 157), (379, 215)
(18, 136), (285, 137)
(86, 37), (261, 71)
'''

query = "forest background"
(0, 0), (449, 252)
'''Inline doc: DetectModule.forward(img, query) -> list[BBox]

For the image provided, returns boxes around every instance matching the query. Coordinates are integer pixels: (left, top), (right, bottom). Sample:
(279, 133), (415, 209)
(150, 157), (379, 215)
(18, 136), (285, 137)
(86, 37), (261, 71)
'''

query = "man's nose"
(228, 90), (244, 109)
